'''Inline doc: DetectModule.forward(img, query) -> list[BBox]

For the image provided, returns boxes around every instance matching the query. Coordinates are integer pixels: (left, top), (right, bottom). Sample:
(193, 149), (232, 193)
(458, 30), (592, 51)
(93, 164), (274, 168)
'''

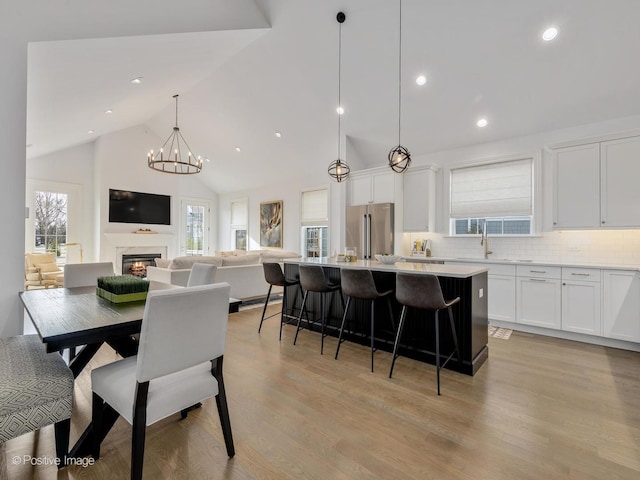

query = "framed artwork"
(259, 200), (283, 248)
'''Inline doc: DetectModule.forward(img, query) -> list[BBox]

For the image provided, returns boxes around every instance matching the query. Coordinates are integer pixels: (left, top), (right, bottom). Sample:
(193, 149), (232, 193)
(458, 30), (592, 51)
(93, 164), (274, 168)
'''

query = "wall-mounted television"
(108, 189), (171, 225)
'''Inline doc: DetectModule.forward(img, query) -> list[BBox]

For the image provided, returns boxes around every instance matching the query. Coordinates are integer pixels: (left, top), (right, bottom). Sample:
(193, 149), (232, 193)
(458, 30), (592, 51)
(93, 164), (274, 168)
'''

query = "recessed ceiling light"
(542, 26), (559, 41)
(130, 77), (143, 84)
(235, 146), (241, 152)
(476, 118), (488, 128)
(416, 75), (427, 86)
(88, 129), (95, 134)
(104, 109), (113, 114)
(274, 131), (282, 138)
(336, 106), (345, 115)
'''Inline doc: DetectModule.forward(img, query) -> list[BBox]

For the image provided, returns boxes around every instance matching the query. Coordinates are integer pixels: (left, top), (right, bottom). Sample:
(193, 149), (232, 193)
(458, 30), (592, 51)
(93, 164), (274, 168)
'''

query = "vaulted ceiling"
(26, 0), (640, 193)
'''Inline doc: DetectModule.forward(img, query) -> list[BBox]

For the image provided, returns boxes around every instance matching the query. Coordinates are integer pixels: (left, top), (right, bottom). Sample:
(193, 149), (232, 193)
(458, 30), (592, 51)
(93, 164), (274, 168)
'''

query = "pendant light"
(148, 94), (204, 174)
(388, 0), (412, 173)
(328, 12), (351, 182)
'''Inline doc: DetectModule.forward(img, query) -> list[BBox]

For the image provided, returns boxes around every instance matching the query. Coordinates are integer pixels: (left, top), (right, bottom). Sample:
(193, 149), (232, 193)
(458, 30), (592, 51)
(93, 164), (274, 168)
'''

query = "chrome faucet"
(480, 220), (492, 259)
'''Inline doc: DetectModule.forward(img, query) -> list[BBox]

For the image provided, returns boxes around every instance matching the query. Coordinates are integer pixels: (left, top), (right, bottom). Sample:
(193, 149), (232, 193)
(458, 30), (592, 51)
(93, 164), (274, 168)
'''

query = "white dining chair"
(90, 283), (235, 480)
(187, 263), (218, 287)
(63, 262), (114, 288)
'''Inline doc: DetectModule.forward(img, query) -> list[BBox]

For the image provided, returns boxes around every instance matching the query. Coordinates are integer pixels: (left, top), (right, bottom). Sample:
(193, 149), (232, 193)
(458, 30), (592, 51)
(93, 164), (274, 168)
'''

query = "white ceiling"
(26, 0), (640, 193)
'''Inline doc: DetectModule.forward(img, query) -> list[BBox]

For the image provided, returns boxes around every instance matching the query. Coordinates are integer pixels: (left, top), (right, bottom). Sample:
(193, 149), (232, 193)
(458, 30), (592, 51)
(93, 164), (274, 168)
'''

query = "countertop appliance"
(346, 203), (394, 259)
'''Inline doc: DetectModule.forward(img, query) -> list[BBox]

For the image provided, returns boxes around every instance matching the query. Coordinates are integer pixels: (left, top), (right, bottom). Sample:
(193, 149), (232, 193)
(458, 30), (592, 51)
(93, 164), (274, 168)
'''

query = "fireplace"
(122, 253), (160, 278)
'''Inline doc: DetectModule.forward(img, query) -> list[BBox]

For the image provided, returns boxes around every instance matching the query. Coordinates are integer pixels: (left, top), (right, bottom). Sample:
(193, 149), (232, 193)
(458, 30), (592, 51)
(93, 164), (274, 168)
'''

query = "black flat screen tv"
(109, 189), (171, 225)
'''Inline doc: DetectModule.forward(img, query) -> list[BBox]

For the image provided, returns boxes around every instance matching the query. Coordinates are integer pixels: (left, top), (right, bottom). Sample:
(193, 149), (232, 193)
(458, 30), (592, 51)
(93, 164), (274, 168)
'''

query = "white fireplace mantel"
(103, 233), (175, 274)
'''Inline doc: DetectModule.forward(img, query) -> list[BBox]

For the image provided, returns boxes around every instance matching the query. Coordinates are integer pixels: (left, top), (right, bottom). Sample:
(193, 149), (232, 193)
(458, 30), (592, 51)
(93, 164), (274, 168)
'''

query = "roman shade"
(301, 188), (328, 226)
(230, 199), (248, 226)
(450, 158), (533, 218)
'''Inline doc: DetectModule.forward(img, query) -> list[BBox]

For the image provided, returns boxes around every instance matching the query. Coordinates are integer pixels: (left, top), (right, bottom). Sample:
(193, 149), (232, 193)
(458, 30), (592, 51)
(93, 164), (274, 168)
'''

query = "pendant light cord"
(338, 20), (342, 160)
(398, 0), (402, 146)
(174, 94), (179, 128)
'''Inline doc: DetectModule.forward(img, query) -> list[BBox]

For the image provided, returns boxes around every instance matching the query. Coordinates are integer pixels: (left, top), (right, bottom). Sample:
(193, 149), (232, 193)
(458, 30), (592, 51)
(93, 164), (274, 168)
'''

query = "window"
(180, 199), (210, 256)
(25, 180), (82, 263)
(450, 157), (534, 236)
(301, 188), (329, 257)
(230, 198), (248, 251)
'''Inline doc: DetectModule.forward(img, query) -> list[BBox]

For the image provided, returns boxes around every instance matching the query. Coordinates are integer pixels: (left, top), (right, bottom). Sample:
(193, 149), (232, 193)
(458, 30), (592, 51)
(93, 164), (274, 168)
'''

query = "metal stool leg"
(293, 291), (309, 346)
(320, 293), (326, 355)
(435, 309), (441, 396)
(258, 285), (273, 333)
(389, 305), (407, 378)
(370, 299), (375, 372)
(386, 296), (396, 332)
(448, 306), (461, 366)
(335, 297), (351, 360)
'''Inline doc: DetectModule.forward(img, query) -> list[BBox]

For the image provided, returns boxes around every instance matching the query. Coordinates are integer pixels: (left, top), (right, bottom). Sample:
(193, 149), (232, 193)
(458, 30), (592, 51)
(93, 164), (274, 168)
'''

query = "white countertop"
(402, 256), (640, 271)
(285, 258), (488, 278)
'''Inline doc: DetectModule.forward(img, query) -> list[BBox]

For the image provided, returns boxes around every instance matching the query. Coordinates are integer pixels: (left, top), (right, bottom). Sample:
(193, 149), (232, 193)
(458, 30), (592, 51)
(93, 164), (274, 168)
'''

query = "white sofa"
(146, 250), (300, 301)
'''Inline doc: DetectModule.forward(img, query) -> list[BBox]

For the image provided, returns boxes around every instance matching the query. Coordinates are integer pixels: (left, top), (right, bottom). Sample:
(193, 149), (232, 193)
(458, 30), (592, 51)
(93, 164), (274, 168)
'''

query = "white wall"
(403, 114), (640, 265)
(1, 0), (241, 336)
(95, 125), (218, 260)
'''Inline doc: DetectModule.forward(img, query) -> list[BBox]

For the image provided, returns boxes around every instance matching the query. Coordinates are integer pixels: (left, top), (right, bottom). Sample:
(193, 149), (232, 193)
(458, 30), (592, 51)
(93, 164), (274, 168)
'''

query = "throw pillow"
(35, 263), (61, 273)
(154, 258), (171, 268)
(221, 254), (261, 267)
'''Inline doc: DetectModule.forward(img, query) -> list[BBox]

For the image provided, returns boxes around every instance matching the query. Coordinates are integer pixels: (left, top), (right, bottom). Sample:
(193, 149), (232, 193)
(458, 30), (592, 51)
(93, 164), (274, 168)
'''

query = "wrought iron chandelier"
(148, 94), (204, 174)
(388, 0), (412, 173)
(328, 12), (351, 183)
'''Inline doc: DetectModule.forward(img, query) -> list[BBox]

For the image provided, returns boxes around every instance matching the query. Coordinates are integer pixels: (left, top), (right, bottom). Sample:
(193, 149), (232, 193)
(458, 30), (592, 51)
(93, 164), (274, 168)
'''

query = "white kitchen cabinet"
(602, 269), (640, 342)
(553, 143), (600, 229)
(600, 136), (640, 227)
(561, 268), (601, 335)
(403, 166), (437, 232)
(516, 265), (561, 329)
(553, 134), (640, 229)
(485, 263), (516, 323)
(349, 169), (395, 205)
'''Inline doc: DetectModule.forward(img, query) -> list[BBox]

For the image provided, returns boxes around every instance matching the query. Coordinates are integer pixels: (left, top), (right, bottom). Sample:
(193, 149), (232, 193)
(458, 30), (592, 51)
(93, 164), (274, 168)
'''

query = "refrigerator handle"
(367, 213), (372, 259)
(362, 214), (367, 259)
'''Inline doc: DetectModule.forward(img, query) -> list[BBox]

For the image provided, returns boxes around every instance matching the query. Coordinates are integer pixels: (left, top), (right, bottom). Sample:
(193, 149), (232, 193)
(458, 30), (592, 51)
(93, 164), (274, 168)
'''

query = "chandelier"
(148, 94), (204, 174)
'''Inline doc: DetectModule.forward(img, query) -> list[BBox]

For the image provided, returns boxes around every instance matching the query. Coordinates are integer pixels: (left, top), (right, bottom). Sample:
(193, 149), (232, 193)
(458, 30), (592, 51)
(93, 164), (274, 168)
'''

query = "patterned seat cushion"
(0, 335), (74, 442)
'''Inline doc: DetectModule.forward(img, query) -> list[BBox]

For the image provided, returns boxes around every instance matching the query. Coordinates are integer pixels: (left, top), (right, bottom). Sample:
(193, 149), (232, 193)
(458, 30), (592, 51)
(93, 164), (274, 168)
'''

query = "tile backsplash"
(403, 230), (640, 266)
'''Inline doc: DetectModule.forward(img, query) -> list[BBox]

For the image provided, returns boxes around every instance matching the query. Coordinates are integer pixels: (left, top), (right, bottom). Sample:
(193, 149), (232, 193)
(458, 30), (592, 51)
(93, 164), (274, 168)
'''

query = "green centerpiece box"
(96, 275), (149, 303)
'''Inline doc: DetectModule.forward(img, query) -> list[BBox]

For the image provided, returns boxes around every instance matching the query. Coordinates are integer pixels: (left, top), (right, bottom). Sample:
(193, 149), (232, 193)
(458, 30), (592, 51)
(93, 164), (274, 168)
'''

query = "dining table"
(19, 285), (241, 458)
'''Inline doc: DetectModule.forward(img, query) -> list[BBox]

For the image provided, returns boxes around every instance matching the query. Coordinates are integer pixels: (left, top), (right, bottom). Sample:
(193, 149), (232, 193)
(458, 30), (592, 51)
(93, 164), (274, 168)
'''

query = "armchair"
(24, 253), (63, 289)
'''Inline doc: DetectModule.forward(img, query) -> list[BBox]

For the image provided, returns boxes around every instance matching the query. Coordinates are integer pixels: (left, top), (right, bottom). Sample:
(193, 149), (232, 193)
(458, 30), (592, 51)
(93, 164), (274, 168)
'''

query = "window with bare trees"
(34, 191), (67, 256)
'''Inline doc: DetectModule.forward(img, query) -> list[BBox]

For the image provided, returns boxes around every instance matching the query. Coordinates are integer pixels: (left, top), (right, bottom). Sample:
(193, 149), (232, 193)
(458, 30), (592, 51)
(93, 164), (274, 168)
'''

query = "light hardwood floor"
(4, 304), (640, 480)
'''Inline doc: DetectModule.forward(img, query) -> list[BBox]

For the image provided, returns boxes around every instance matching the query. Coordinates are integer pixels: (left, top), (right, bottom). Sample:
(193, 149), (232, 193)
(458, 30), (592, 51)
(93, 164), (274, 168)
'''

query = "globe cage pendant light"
(388, 0), (412, 173)
(328, 12), (351, 182)
(148, 94), (204, 174)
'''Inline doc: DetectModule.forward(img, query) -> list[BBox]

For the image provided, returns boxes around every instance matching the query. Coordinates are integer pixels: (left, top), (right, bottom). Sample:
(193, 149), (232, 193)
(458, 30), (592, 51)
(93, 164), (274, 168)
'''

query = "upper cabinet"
(403, 165), (438, 232)
(348, 169), (395, 205)
(553, 134), (640, 229)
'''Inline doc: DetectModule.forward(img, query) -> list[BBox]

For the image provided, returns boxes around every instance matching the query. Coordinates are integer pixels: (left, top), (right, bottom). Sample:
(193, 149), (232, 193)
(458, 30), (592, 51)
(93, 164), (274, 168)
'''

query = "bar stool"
(335, 268), (395, 372)
(389, 273), (461, 395)
(259, 262), (303, 340)
(294, 264), (343, 354)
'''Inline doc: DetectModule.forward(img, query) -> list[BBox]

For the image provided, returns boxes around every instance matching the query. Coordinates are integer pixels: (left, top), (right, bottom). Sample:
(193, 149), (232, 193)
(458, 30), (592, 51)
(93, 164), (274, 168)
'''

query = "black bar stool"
(335, 268), (395, 372)
(294, 264), (343, 354)
(389, 273), (461, 395)
(259, 262), (302, 340)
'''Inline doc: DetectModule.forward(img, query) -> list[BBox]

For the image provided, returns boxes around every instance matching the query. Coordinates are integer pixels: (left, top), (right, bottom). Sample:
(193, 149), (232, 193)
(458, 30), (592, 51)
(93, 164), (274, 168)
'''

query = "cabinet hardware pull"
(530, 278), (546, 282)
(571, 273), (590, 276)
(530, 270), (546, 273)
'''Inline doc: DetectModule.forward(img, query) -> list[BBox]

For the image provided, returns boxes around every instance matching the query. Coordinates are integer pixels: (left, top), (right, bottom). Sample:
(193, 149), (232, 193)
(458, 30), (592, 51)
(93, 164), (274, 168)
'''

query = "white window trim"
(443, 151), (542, 236)
(300, 185), (331, 255)
(178, 196), (212, 256)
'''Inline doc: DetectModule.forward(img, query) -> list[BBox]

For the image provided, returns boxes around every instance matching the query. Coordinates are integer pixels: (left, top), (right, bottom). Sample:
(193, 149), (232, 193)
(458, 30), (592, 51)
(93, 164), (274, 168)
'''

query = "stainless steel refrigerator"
(345, 203), (394, 259)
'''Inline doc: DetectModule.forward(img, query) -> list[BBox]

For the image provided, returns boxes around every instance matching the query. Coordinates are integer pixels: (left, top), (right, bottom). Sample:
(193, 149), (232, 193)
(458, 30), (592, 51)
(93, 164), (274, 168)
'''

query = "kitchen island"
(283, 258), (489, 375)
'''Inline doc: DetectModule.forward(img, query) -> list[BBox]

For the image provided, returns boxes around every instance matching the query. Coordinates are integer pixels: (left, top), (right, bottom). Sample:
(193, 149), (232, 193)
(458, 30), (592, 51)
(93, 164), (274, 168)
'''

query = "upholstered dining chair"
(63, 262), (114, 288)
(187, 263), (218, 287)
(91, 283), (235, 480)
(0, 335), (74, 466)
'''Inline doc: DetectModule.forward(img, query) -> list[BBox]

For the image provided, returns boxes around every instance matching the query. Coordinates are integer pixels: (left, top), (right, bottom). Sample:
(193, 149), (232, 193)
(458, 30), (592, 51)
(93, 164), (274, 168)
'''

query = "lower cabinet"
(603, 269), (640, 342)
(516, 276), (562, 329)
(561, 268), (601, 335)
(487, 264), (516, 322)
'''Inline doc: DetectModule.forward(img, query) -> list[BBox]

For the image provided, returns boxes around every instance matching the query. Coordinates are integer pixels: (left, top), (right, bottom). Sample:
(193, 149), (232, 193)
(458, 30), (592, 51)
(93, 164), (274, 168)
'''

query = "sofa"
(145, 250), (301, 301)
(24, 253), (64, 290)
